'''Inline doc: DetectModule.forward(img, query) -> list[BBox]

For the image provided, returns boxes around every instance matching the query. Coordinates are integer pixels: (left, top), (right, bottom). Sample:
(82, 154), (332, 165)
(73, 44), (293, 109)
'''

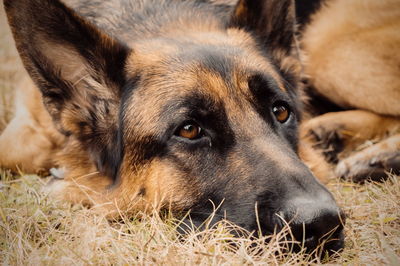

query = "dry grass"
(0, 2), (399, 265)
(0, 171), (399, 265)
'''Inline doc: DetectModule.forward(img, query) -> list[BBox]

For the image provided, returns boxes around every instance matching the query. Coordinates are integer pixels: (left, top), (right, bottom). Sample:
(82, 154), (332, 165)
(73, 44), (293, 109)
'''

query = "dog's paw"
(335, 146), (400, 183)
(302, 119), (345, 164)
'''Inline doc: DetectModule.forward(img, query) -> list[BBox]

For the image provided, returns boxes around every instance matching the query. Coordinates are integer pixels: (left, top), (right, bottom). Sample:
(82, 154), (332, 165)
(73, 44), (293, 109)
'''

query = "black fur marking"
(296, 0), (325, 29)
(115, 134), (168, 179)
(248, 74), (282, 121)
(95, 128), (123, 178)
(105, 76), (141, 183)
(303, 85), (346, 116)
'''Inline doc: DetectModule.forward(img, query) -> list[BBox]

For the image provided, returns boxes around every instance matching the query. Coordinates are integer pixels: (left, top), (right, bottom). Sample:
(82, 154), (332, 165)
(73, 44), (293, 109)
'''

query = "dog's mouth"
(290, 227), (345, 256)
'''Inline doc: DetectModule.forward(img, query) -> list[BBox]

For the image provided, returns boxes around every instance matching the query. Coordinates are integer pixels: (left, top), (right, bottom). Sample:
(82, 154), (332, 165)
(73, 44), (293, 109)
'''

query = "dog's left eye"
(272, 102), (290, 123)
(176, 122), (203, 140)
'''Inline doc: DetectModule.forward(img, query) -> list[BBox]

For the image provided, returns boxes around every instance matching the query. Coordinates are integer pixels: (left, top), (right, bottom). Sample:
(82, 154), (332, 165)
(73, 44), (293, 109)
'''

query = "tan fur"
(302, 0), (400, 116)
(0, 76), (65, 173)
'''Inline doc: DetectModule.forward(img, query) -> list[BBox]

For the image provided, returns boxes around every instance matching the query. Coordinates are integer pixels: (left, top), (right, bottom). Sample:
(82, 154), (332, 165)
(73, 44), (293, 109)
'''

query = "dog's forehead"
(126, 36), (286, 97)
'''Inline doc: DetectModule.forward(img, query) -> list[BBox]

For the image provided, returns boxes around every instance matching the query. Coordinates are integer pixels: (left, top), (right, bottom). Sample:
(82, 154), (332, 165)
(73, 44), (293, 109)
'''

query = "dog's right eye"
(175, 122), (203, 140)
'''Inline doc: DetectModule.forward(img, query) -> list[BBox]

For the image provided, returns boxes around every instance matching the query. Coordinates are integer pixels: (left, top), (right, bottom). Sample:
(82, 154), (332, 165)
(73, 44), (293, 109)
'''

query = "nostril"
(273, 211), (286, 229)
(279, 205), (345, 253)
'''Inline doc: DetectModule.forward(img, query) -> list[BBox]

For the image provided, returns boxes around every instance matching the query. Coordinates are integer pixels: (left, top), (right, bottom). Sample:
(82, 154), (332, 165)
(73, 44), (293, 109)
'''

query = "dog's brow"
(160, 92), (219, 119)
(248, 73), (282, 98)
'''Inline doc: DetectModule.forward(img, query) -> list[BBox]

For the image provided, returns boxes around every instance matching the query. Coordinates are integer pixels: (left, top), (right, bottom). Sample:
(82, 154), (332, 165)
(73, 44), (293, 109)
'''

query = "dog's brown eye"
(272, 103), (290, 123)
(177, 123), (202, 140)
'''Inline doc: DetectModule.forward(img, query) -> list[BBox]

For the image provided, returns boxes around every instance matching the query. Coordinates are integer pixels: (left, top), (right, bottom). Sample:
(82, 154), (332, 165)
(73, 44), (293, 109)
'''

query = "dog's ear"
(229, 0), (296, 56)
(4, 0), (131, 178)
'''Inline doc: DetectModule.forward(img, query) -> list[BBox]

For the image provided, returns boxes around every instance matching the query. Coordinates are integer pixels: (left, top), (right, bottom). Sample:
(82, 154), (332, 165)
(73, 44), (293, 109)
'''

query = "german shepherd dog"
(2, 0), (398, 254)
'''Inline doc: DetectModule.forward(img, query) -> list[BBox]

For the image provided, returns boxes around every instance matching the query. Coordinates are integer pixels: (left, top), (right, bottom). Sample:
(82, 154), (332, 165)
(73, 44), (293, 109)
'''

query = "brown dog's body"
(1, 0), (399, 253)
(300, 0), (400, 182)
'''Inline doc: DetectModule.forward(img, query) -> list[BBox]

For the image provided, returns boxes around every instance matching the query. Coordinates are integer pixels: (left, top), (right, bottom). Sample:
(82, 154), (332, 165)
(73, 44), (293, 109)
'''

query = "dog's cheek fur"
(118, 158), (201, 212)
(49, 154), (199, 217)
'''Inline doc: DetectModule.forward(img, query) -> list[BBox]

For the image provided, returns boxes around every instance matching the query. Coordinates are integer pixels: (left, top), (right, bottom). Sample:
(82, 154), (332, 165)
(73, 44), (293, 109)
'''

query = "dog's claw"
(336, 152), (400, 183)
(384, 154), (400, 175)
(50, 167), (65, 179)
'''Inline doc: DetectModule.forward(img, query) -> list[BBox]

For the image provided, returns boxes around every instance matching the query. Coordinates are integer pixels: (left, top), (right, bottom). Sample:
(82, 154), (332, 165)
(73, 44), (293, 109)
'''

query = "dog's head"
(5, 0), (344, 253)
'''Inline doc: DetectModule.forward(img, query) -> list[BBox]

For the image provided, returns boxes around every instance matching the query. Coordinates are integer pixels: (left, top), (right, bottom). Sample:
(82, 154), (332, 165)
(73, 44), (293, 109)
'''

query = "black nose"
(276, 198), (345, 254)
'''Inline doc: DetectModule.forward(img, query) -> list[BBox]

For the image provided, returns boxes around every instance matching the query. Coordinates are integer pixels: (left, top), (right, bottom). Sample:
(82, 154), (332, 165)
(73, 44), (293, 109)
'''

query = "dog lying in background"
(299, 0), (400, 183)
(1, 0), (399, 253)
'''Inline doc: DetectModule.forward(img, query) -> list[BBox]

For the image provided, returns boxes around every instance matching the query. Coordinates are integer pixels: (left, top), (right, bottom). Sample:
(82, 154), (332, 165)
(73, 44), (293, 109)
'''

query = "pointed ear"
(229, 0), (296, 56)
(4, 0), (131, 178)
